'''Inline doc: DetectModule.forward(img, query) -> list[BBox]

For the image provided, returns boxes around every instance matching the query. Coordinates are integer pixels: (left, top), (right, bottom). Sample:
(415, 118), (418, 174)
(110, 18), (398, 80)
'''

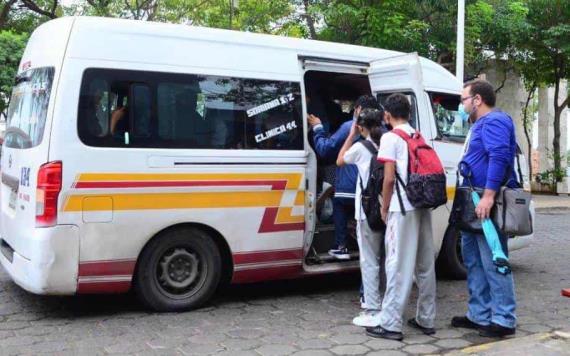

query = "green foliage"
(0, 31), (27, 116)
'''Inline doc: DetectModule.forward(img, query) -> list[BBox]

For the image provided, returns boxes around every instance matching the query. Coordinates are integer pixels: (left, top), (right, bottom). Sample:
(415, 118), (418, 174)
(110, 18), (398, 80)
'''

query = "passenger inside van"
(110, 105), (128, 137)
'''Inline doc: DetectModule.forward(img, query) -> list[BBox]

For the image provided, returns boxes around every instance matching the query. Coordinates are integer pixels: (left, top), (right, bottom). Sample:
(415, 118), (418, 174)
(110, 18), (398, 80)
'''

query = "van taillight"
(36, 161), (62, 227)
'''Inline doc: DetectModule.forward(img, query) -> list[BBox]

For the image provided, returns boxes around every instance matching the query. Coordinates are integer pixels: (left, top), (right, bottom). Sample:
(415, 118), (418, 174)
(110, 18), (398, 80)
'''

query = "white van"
(0, 17), (534, 311)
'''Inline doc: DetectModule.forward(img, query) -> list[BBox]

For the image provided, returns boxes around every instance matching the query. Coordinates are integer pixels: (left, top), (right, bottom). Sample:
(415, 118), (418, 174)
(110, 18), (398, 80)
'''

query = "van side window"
(78, 69), (303, 150)
(377, 92), (419, 129)
(131, 84), (152, 138)
(244, 81), (303, 150)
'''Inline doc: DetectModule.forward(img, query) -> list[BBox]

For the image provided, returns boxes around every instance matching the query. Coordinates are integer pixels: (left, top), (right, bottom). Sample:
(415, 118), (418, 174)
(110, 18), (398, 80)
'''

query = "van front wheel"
(134, 227), (222, 311)
(435, 225), (467, 280)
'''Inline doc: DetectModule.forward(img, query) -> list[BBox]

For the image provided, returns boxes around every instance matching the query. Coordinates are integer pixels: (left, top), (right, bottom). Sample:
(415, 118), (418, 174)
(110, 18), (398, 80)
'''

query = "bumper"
(0, 225), (79, 295)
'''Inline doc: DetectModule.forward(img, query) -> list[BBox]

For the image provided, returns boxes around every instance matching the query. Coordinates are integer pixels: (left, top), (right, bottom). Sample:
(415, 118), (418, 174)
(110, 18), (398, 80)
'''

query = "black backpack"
(358, 140), (386, 232)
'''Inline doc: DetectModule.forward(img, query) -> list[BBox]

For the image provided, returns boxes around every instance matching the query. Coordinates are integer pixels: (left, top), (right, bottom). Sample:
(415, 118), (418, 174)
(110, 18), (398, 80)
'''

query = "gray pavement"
(1, 210), (570, 355)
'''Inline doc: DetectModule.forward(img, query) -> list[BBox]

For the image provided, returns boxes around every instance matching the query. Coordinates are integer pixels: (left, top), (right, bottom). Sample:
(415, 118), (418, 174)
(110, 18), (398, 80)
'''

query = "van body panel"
(0, 16), (534, 297)
(1, 18), (74, 260)
(0, 225), (79, 294)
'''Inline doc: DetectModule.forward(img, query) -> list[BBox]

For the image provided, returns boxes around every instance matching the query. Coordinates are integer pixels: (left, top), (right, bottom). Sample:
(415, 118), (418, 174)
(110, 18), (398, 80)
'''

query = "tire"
(134, 227), (222, 312)
(436, 225), (467, 280)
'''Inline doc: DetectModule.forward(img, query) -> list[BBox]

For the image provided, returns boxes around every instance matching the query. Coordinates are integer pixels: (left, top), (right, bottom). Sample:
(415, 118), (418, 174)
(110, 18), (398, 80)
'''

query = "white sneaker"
(352, 310), (381, 327)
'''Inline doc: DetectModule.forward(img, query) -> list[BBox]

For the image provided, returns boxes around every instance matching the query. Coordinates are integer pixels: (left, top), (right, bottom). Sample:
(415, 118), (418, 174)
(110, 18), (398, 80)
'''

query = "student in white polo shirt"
(366, 94), (437, 341)
(337, 108), (387, 328)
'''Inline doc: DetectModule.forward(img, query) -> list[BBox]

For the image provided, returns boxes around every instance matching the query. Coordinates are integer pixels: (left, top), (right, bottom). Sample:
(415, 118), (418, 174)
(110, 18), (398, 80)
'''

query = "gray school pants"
(378, 209), (437, 332)
(356, 219), (386, 311)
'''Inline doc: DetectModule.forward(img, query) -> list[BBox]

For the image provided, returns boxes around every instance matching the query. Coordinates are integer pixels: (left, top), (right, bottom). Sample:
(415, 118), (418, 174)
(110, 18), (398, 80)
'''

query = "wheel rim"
(154, 246), (208, 299)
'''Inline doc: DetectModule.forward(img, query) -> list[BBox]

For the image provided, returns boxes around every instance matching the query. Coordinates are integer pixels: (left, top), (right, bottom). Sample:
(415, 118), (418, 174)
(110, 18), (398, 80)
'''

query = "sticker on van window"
(255, 120), (298, 143)
(247, 93), (295, 118)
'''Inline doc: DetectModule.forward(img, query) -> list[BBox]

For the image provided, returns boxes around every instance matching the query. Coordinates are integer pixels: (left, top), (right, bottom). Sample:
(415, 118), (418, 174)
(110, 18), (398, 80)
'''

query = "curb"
(447, 330), (570, 355)
(535, 207), (570, 212)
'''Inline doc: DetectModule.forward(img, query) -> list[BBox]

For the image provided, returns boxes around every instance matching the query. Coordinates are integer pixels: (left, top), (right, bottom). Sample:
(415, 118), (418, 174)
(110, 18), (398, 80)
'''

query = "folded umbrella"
(471, 191), (511, 275)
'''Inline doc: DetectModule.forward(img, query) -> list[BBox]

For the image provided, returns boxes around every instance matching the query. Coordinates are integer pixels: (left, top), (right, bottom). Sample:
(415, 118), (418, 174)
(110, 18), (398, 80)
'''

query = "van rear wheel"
(435, 225), (467, 280)
(134, 227), (222, 311)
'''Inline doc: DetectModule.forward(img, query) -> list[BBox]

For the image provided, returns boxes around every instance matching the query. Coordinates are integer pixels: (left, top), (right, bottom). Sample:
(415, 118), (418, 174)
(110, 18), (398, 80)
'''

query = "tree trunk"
(552, 77), (568, 185)
(522, 84), (536, 179)
(302, 0), (317, 39)
(0, 0), (17, 29)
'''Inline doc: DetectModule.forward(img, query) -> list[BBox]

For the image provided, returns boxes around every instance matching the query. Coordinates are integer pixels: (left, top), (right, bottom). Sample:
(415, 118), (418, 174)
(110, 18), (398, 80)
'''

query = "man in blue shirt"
(451, 79), (517, 338)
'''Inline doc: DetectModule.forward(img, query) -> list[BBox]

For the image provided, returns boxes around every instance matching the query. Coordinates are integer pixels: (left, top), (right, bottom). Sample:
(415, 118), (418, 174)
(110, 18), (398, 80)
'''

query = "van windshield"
(4, 67), (55, 149)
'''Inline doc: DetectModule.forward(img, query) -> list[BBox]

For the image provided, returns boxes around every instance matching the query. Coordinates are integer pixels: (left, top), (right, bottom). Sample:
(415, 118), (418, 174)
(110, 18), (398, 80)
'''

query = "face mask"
(458, 104), (470, 122)
(383, 122), (393, 131)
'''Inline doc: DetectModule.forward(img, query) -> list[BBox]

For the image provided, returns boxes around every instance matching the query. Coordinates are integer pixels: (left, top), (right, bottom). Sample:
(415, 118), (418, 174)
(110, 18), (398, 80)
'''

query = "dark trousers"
(333, 197), (354, 248)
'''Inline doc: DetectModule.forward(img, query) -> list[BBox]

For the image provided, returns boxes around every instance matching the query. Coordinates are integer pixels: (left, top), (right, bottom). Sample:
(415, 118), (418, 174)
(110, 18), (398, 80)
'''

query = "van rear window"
(77, 68), (304, 150)
(4, 67), (55, 149)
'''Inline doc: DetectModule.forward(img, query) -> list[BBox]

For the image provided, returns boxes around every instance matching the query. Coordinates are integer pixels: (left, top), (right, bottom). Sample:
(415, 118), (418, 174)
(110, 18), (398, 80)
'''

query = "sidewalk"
(533, 194), (570, 211)
(448, 330), (570, 356)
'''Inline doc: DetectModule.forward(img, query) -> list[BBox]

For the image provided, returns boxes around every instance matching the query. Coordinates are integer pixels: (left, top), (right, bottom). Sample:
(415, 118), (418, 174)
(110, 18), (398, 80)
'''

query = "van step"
(306, 251), (359, 265)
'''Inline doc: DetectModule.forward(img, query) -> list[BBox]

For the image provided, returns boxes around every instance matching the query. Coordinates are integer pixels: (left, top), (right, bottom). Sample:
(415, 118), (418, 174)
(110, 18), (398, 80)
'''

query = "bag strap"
(359, 139), (378, 154)
(395, 172), (407, 215)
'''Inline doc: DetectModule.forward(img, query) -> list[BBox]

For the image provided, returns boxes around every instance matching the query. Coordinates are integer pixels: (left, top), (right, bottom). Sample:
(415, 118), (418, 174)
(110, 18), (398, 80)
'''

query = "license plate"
(8, 190), (17, 210)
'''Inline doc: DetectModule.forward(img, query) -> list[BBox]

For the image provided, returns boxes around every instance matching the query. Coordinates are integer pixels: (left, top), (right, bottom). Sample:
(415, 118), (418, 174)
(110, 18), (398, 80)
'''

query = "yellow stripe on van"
(447, 186), (456, 200)
(294, 191), (305, 206)
(276, 207), (305, 224)
(77, 173), (303, 190)
(64, 191), (286, 212)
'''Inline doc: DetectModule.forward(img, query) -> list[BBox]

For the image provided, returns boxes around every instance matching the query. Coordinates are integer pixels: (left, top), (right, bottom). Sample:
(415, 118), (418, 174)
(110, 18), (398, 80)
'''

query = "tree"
(521, 81), (537, 178)
(517, 0), (570, 183)
(0, 31), (27, 118)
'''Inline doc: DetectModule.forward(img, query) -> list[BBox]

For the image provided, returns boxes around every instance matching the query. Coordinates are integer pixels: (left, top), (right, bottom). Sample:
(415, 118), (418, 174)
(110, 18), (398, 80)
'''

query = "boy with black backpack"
(367, 93), (446, 341)
(337, 108), (387, 328)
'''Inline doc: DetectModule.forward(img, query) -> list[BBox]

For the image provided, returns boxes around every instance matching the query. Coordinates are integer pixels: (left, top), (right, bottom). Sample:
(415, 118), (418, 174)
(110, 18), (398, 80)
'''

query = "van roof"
(33, 16), (461, 94)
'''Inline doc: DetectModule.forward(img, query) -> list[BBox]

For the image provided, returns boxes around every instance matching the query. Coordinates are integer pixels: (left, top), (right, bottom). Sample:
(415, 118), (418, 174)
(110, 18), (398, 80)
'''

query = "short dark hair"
(384, 93), (410, 120)
(355, 95), (379, 110)
(463, 79), (496, 107)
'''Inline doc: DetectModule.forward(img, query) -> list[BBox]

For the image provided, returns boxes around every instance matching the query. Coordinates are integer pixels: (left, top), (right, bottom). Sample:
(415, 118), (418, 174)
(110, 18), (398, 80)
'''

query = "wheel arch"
(133, 222), (234, 289)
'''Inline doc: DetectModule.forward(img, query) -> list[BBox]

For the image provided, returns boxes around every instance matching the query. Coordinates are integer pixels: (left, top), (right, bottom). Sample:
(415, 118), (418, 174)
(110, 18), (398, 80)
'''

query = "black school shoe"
(451, 316), (485, 330)
(479, 323), (516, 338)
(365, 326), (404, 341)
(408, 318), (436, 335)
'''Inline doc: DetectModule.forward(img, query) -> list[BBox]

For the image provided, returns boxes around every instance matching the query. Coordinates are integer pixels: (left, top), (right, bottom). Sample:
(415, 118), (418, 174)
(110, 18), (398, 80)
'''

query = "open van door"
(369, 52), (423, 93)
(368, 53), (428, 115)
(368, 52), (451, 255)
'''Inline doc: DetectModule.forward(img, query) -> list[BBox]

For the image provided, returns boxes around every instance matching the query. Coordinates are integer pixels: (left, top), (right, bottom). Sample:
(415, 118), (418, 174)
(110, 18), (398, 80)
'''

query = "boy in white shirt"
(337, 108), (386, 328)
(366, 94), (437, 341)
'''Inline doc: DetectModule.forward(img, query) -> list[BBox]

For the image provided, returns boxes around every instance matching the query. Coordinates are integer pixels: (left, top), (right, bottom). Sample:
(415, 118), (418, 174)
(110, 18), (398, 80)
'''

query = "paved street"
(1, 211), (569, 356)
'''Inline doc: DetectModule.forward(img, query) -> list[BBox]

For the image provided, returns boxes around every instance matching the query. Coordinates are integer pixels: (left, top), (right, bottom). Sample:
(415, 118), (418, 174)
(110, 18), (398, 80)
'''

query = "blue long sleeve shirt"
(460, 110), (519, 191)
(312, 120), (358, 198)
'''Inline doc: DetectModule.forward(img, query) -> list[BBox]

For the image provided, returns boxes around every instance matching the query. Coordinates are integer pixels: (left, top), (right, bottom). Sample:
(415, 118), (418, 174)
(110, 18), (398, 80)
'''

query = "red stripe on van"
(258, 207), (305, 233)
(231, 265), (303, 284)
(74, 180), (288, 190)
(77, 281), (131, 294)
(233, 248), (304, 265)
(78, 259), (136, 277)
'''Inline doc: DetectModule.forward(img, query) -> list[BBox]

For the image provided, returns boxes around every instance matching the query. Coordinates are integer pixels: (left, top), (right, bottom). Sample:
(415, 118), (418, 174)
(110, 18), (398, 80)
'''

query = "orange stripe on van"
(63, 191), (285, 212)
(275, 207), (304, 224)
(65, 172), (306, 234)
(77, 173), (303, 190)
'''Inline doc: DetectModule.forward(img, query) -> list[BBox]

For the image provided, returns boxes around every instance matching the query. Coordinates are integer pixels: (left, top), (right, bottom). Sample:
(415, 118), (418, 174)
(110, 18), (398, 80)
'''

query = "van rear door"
(368, 53), (426, 109)
(1, 67), (55, 259)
